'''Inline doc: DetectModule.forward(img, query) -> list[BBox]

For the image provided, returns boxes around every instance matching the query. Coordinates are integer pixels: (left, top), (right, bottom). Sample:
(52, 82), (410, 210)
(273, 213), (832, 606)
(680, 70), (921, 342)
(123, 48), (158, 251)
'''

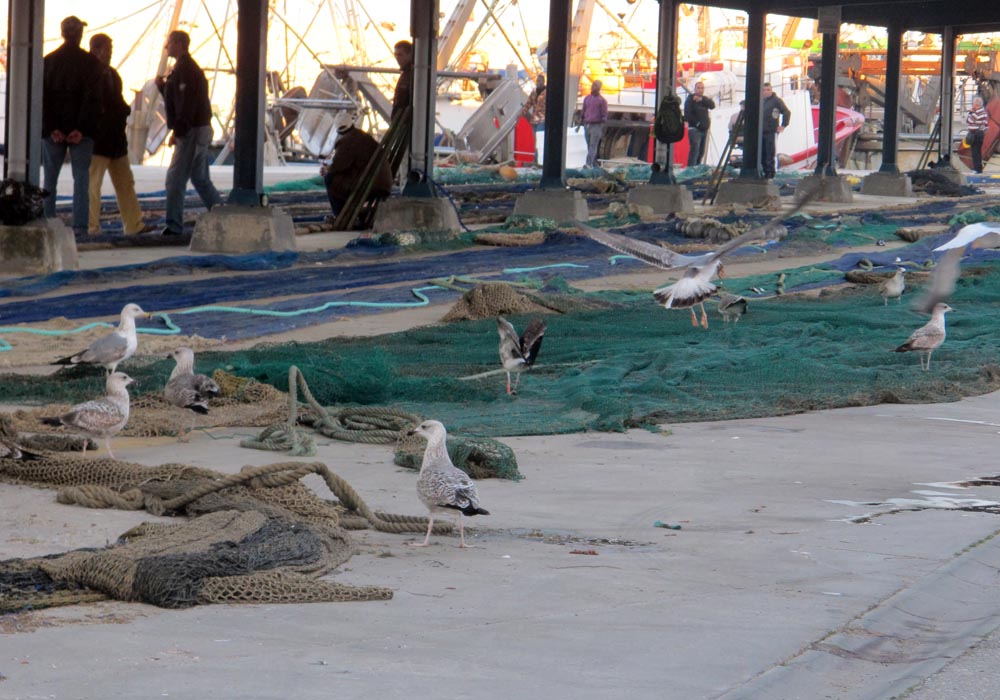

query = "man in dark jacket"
(87, 34), (150, 235)
(683, 81), (715, 166)
(322, 112), (393, 218)
(760, 82), (791, 179)
(391, 40), (413, 122)
(42, 16), (104, 234)
(155, 30), (221, 236)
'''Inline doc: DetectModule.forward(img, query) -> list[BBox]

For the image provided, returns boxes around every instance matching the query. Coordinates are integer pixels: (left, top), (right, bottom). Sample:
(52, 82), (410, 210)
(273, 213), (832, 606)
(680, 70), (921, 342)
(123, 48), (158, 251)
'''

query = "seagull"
(933, 222), (1000, 252)
(164, 347), (221, 442)
(717, 291), (748, 323)
(497, 316), (546, 395)
(52, 303), (151, 374)
(893, 303), (953, 370)
(879, 267), (905, 305)
(407, 420), (489, 548)
(41, 372), (135, 458)
(576, 193), (814, 328)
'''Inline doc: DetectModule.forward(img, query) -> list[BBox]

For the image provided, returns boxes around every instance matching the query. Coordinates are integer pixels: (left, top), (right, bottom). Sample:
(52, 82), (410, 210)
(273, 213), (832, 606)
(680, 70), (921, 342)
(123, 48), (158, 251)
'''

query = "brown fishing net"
(441, 281), (615, 322)
(0, 451), (454, 611)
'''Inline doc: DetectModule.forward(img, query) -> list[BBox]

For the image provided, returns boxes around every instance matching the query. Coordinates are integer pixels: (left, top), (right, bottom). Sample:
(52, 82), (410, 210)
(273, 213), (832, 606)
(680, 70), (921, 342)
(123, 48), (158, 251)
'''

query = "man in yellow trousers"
(87, 33), (151, 235)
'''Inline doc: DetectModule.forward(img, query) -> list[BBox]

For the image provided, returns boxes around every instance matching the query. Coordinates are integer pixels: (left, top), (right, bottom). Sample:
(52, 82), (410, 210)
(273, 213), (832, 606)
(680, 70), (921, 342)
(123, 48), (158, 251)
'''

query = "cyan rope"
(0, 285), (445, 350)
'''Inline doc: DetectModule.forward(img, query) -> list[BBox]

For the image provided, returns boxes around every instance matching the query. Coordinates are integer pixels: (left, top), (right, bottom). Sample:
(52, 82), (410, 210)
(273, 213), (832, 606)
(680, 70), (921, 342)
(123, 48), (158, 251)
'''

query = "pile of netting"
(6, 260), (1000, 438)
(0, 449), (466, 611)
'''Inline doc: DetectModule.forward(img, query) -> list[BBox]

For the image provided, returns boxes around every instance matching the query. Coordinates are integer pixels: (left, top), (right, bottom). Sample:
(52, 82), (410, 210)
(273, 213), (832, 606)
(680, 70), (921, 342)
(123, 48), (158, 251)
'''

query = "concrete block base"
(714, 179), (780, 207)
(796, 174), (854, 203)
(931, 166), (966, 187)
(860, 172), (914, 197)
(373, 197), (461, 233)
(0, 218), (78, 275)
(190, 205), (296, 254)
(626, 184), (694, 214)
(512, 188), (589, 224)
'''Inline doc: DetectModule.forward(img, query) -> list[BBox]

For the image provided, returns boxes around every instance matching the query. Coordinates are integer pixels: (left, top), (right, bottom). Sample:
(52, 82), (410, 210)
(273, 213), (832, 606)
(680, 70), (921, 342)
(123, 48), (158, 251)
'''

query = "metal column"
(815, 29), (840, 176)
(4, 0), (44, 184)
(650, 0), (678, 185)
(402, 0), (438, 197)
(879, 21), (903, 175)
(540, 0), (572, 190)
(939, 25), (956, 165)
(227, 0), (267, 206)
(739, 7), (766, 179)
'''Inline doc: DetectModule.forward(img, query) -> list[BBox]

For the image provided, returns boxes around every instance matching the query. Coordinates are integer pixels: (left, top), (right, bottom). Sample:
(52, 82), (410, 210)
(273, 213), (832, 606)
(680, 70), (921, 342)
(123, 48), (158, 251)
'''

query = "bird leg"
(513, 373), (522, 394)
(409, 515), (434, 547)
(105, 439), (116, 460)
(699, 303), (709, 329)
(505, 372), (513, 395)
(925, 351), (932, 371)
(456, 513), (475, 548)
(689, 308), (699, 327)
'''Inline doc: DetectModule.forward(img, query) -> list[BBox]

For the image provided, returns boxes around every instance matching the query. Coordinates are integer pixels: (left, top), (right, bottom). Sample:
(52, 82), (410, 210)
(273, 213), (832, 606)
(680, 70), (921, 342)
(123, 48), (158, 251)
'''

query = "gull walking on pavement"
(42, 372), (135, 458)
(408, 420), (489, 548)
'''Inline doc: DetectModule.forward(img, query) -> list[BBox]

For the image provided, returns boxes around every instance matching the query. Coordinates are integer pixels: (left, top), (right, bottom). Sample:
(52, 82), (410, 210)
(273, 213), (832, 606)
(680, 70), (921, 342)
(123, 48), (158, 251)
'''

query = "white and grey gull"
(575, 193), (814, 328)
(893, 303), (954, 370)
(41, 372), (135, 458)
(52, 303), (151, 373)
(497, 316), (546, 395)
(164, 347), (221, 441)
(408, 420), (489, 548)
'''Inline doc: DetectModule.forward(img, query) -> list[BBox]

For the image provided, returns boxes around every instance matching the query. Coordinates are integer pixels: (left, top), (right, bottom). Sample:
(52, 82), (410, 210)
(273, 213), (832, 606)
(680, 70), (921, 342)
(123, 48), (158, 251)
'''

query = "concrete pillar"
(938, 26), (957, 166)
(190, 206), (296, 254)
(540, 0), (572, 190)
(227, 0), (267, 207)
(0, 220), (79, 275)
(401, 0), (438, 197)
(374, 196), (461, 232)
(649, 0), (678, 185)
(511, 189), (588, 224)
(716, 7), (774, 205)
(861, 21), (912, 196)
(4, 0), (44, 184)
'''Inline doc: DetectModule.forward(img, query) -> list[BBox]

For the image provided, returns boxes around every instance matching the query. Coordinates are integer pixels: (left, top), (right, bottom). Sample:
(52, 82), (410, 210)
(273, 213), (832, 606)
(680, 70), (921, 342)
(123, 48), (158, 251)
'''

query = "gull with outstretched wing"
(576, 194), (813, 328)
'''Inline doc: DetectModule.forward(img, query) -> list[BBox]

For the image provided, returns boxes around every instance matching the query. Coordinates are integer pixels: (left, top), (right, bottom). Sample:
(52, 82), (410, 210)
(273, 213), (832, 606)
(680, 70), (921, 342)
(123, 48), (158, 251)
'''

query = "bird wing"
(63, 398), (128, 434)
(519, 317), (547, 366)
(193, 374), (221, 398)
(710, 191), (817, 262)
(911, 247), (963, 314)
(497, 317), (524, 362)
(575, 221), (711, 270)
(78, 331), (129, 365)
(420, 467), (480, 510)
(933, 222), (1000, 251)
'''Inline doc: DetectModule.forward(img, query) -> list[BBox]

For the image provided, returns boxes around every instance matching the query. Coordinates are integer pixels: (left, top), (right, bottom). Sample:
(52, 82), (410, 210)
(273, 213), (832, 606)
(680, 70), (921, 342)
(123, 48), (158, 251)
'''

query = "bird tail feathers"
(41, 417), (63, 427)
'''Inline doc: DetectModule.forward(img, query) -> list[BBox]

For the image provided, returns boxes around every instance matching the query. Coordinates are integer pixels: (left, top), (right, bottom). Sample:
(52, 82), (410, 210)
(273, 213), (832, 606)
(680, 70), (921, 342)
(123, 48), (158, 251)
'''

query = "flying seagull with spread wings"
(497, 316), (546, 395)
(576, 194), (814, 328)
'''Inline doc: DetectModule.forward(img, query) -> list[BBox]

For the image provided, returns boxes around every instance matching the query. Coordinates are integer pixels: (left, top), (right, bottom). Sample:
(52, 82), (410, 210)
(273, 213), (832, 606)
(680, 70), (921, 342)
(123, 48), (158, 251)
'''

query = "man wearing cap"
(155, 30), (221, 236)
(87, 34), (151, 236)
(42, 16), (104, 235)
(320, 112), (393, 220)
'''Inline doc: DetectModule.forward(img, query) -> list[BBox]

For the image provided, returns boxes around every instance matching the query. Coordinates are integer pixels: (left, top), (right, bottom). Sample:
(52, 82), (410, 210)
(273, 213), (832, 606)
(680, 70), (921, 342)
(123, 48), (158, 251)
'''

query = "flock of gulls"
(12, 212), (999, 546)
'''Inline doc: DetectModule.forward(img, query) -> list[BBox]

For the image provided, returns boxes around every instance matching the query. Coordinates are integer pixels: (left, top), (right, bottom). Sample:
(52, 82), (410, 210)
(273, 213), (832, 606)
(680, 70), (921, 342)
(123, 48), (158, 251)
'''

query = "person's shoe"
(161, 227), (183, 237)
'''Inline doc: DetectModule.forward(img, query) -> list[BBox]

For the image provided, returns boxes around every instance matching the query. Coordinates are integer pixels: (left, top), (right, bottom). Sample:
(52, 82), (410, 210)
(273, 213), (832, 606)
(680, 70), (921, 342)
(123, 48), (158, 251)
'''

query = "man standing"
(683, 81), (715, 167)
(966, 96), (989, 174)
(582, 80), (608, 168)
(155, 30), (221, 237)
(42, 16), (103, 235)
(760, 82), (791, 179)
(87, 34), (150, 236)
(391, 40), (414, 122)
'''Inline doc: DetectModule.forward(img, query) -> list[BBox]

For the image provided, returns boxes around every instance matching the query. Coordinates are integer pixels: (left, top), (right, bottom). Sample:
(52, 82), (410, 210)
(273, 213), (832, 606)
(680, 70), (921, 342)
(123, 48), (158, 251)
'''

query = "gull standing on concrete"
(879, 267), (905, 305)
(52, 303), (150, 373)
(408, 420), (489, 548)
(497, 316), (546, 395)
(41, 372), (135, 458)
(576, 194), (814, 328)
(164, 347), (220, 441)
(893, 303), (953, 370)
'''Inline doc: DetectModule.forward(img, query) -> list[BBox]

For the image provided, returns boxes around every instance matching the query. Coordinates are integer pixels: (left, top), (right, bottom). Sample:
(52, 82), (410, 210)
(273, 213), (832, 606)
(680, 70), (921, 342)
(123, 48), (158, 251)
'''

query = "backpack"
(653, 93), (685, 144)
(0, 179), (47, 226)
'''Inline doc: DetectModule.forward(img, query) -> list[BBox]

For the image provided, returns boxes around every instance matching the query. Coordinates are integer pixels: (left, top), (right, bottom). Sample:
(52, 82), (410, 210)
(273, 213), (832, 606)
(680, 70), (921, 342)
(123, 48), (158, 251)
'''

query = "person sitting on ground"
(321, 112), (393, 221)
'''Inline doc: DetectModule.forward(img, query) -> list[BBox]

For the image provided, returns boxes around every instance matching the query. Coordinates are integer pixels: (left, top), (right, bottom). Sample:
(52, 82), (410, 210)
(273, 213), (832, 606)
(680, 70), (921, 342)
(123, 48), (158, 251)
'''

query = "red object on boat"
(513, 116), (536, 166)
(957, 96), (1000, 171)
